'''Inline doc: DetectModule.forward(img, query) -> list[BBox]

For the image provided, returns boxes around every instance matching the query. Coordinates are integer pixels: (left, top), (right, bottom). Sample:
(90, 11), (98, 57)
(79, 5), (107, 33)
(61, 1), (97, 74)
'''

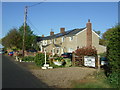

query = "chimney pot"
(60, 28), (65, 33)
(42, 35), (44, 37)
(50, 31), (54, 36)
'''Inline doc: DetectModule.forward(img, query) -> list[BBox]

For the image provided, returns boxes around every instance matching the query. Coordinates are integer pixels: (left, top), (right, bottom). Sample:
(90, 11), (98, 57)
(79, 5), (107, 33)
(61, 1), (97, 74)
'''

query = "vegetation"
(34, 53), (49, 66)
(2, 24), (37, 51)
(72, 70), (111, 88)
(104, 25), (120, 88)
(54, 57), (64, 61)
(22, 56), (34, 62)
(2, 28), (21, 49)
(18, 24), (36, 50)
(75, 46), (97, 56)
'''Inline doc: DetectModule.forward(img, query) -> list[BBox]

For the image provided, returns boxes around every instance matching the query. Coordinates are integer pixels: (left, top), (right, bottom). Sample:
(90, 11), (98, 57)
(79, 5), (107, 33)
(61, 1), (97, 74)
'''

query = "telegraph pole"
(22, 6), (28, 57)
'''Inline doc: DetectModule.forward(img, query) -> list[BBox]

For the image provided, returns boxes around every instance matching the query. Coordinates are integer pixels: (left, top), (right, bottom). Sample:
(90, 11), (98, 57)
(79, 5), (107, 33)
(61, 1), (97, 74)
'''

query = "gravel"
(30, 67), (96, 88)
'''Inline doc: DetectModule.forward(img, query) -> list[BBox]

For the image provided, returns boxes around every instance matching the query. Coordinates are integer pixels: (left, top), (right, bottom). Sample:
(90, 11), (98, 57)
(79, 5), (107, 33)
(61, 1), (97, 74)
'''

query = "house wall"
(39, 29), (106, 55)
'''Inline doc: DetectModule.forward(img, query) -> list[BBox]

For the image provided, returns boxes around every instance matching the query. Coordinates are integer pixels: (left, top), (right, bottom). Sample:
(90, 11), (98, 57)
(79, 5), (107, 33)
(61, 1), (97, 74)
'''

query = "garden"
(15, 52), (72, 69)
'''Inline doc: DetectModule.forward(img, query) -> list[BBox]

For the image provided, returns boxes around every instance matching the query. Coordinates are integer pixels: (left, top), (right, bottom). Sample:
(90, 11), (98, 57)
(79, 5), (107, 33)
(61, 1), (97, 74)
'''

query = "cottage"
(37, 20), (106, 55)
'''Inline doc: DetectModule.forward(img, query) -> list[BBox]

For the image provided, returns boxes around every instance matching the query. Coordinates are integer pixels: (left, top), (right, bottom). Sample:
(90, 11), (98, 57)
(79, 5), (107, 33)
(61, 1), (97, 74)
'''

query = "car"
(8, 52), (14, 56)
(0, 50), (5, 55)
(100, 57), (108, 66)
(61, 53), (72, 59)
(27, 49), (37, 52)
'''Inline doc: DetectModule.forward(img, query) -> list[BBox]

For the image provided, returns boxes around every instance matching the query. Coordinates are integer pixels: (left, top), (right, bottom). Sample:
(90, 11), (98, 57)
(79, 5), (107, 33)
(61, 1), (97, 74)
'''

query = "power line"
(28, 0), (47, 8)
(27, 16), (43, 35)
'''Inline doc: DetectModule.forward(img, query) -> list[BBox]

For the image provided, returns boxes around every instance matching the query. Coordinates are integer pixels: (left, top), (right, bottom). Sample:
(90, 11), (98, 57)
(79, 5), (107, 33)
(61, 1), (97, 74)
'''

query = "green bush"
(34, 53), (49, 66)
(107, 71), (120, 88)
(55, 57), (64, 61)
(64, 58), (72, 67)
(22, 56), (34, 61)
(105, 25), (120, 88)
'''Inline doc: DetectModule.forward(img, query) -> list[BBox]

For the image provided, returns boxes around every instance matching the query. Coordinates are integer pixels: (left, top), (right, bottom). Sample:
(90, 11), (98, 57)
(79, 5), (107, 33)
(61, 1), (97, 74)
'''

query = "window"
(54, 39), (56, 43)
(57, 49), (59, 54)
(61, 37), (64, 42)
(43, 40), (47, 45)
(68, 48), (74, 53)
(69, 36), (73, 41)
(50, 40), (52, 44)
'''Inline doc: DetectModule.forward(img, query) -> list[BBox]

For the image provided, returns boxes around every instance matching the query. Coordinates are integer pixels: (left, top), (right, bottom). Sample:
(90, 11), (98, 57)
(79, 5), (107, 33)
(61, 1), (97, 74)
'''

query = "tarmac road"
(2, 55), (50, 88)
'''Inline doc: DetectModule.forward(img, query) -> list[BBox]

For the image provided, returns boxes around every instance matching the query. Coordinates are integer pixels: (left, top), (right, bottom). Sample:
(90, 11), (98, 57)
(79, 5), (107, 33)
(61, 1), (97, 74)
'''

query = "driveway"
(30, 67), (96, 88)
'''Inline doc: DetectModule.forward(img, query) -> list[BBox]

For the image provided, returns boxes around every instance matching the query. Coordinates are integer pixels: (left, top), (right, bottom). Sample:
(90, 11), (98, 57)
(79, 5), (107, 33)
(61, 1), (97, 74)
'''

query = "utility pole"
(22, 6), (28, 57)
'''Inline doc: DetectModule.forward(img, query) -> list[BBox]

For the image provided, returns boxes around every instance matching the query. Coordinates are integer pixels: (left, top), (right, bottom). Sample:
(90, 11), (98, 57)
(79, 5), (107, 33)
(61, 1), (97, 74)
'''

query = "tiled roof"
(37, 27), (86, 41)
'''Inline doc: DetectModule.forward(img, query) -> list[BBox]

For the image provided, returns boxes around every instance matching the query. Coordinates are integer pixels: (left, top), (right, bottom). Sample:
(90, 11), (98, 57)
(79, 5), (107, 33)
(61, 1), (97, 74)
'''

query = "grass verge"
(71, 70), (112, 88)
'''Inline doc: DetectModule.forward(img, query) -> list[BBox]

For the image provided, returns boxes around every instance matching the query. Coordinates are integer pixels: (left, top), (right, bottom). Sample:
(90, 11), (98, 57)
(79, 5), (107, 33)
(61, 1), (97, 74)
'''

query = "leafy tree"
(99, 39), (106, 46)
(2, 28), (21, 49)
(105, 25), (120, 88)
(2, 24), (37, 51)
(94, 30), (101, 36)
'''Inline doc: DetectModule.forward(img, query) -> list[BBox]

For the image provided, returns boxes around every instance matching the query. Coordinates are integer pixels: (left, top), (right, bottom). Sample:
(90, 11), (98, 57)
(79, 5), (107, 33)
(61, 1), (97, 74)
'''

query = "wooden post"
(97, 55), (100, 72)
(72, 52), (75, 66)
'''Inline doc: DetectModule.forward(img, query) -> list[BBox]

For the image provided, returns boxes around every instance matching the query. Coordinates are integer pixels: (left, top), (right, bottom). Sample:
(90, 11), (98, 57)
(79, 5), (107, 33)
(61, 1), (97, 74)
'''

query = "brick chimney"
(42, 34), (44, 37)
(86, 19), (92, 47)
(50, 31), (54, 36)
(60, 28), (65, 33)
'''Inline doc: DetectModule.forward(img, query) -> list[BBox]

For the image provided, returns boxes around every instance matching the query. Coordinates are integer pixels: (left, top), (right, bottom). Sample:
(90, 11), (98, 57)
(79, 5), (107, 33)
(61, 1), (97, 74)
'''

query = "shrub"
(75, 46), (97, 56)
(34, 53), (49, 66)
(107, 71), (120, 88)
(105, 25), (120, 88)
(55, 57), (64, 62)
(53, 54), (58, 57)
(22, 56), (34, 61)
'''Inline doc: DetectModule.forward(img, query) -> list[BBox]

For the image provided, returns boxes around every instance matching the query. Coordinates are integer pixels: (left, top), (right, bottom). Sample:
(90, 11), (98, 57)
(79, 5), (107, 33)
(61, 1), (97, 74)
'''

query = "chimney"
(50, 30), (54, 36)
(86, 19), (92, 47)
(60, 28), (65, 33)
(42, 34), (44, 37)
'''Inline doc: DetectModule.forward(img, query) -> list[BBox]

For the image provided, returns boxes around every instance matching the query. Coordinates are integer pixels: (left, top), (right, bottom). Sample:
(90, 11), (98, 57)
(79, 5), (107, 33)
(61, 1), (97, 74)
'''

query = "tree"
(2, 24), (37, 51)
(94, 30), (101, 36)
(105, 25), (120, 88)
(18, 24), (36, 50)
(2, 28), (21, 49)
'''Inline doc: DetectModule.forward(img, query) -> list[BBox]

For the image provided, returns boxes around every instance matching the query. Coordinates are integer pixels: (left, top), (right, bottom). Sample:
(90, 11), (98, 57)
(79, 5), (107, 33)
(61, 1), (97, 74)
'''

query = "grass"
(71, 70), (112, 88)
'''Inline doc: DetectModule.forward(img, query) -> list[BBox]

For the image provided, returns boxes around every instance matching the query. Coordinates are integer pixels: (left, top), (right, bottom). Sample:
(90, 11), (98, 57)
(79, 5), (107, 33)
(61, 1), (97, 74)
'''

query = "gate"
(72, 52), (98, 68)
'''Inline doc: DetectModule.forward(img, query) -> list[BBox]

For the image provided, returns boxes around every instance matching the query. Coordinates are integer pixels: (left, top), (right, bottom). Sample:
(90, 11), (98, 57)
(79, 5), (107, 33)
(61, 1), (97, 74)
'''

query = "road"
(2, 55), (50, 88)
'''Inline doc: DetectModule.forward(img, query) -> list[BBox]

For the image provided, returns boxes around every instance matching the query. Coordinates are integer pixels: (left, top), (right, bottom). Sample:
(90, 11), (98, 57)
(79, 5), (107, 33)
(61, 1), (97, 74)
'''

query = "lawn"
(71, 70), (112, 88)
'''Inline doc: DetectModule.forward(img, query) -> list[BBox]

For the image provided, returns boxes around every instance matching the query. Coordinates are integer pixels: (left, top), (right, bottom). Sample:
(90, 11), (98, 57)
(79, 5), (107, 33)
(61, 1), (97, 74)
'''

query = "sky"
(1, 2), (118, 39)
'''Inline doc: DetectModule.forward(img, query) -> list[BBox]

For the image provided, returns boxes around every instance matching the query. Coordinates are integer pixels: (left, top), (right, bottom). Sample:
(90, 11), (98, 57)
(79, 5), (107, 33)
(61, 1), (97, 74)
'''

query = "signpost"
(42, 50), (53, 69)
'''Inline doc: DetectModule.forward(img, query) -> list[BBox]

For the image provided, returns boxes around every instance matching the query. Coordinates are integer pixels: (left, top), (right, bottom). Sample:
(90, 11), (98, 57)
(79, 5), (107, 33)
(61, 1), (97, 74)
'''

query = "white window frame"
(61, 36), (64, 42)
(43, 40), (47, 45)
(68, 48), (74, 53)
(69, 36), (73, 41)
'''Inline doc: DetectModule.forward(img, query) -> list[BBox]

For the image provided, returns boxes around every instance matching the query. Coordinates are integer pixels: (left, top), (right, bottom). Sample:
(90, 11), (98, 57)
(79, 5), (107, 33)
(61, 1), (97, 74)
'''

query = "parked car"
(100, 57), (108, 66)
(0, 50), (5, 55)
(61, 53), (72, 59)
(8, 51), (14, 56)
(27, 49), (37, 53)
